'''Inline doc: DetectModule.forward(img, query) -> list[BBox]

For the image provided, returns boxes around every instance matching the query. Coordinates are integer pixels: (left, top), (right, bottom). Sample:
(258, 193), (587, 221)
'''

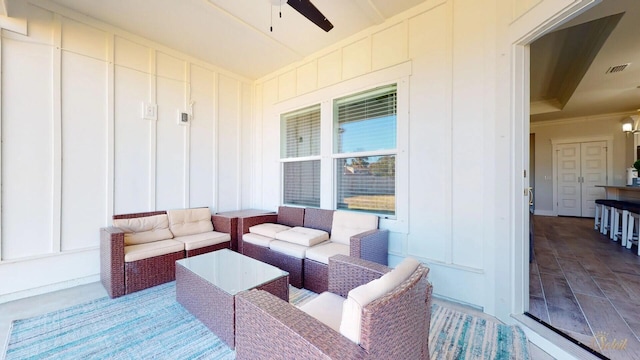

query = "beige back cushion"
(339, 257), (420, 344)
(167, 208), (214, 237)
(330, 211), (378, 245)
(113, 214), (174, 245)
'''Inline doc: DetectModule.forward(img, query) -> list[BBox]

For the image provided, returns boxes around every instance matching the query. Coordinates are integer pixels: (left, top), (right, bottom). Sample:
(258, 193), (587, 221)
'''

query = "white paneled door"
(556, 141), (607, 217)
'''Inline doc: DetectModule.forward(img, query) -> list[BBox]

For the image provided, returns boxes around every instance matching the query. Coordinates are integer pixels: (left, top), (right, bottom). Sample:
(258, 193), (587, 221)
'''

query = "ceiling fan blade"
(287, 0), (334, 32)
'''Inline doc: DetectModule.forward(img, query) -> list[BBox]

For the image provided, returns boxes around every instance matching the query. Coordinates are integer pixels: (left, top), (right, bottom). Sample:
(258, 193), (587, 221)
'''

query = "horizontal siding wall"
(0, 3), (249, 301)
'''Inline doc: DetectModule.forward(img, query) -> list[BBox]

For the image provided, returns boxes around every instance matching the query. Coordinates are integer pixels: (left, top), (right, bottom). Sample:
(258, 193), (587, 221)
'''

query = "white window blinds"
(334, 84), (397, 154)
(280, 104), (321, 207)
(281, 104), (320, 158)
(333, 84), (397, 216)
(283, 160), (321, 207)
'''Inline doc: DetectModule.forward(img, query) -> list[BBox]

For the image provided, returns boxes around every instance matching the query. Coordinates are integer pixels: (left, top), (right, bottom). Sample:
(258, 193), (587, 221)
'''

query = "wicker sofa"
(239, 206), (388, 291)
(235, 255), (433, 360)
(100, 207), (232, 298)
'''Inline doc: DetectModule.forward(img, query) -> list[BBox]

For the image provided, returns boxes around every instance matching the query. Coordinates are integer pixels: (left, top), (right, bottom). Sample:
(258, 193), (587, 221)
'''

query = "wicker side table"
(213, 209), (275, 252)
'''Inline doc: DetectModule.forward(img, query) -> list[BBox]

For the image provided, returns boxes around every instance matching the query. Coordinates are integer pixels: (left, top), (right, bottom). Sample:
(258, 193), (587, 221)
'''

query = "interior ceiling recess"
(531, 0), (640, 122)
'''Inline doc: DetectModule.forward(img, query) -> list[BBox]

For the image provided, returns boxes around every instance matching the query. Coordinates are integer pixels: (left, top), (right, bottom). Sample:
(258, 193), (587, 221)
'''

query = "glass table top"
(176, 249), (288, 295)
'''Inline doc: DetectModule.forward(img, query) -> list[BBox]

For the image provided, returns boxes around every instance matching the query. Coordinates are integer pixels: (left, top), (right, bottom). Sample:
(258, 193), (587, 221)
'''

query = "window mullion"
(320, 100), (333, 210)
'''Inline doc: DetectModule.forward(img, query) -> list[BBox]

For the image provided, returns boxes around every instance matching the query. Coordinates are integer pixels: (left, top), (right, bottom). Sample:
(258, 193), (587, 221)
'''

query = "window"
(280, 104), (321, 207)
(334, 84), (397, 216)
(279, 83), (400, 216)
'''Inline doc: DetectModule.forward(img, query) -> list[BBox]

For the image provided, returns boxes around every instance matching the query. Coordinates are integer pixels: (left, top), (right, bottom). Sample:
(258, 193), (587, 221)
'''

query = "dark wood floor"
(529, 215), (640, 360)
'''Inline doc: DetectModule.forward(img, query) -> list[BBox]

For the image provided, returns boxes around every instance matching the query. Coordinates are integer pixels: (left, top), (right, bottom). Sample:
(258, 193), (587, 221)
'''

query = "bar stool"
(625, 203), (640, 255)
(597, 200), (624, 238)
(611, 205), (624, 242)
(613, 201), (640, 246)
(599, 200), (619, 236)
(595, 199), (605, 231)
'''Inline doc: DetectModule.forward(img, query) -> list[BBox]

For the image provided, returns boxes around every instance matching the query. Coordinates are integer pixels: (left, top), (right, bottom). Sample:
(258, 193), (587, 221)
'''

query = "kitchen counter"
(596, 185), (640, 201)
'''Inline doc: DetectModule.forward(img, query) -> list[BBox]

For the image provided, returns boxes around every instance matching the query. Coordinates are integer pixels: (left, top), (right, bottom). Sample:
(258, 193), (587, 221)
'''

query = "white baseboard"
(0, 275), (100, 304)
(534, 209), (555, 216)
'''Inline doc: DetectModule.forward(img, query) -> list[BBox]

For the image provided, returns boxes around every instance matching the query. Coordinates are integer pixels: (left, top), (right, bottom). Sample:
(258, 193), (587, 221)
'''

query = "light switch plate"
(142, 102), (157, 120)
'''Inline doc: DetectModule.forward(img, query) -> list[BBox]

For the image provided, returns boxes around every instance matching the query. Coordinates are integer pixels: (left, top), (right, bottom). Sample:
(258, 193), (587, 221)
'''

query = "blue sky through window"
(337, 115), (396, 153)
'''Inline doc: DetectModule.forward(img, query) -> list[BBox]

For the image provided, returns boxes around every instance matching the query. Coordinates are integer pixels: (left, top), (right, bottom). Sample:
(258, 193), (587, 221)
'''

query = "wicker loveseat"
(239, 206), (388, 290)
(100, 207), (231, 298)
(235, 255), (433, 360)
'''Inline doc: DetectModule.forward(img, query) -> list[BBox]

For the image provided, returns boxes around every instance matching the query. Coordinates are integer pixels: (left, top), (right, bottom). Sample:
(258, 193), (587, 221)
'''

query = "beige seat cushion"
(340, 257), (421, 344)
(330, 211), (378, 245)
(113, 214), (174, 245)
(124, 239), (184, 262)
(249, 223), (291, 238)
(275, 226), (329, 246)
(268, 240), (308, 259)
(298, 291), (345, 332)
(174, 231), (230, 250)
(305, 242), (349, 264)
(243, 233), (274, 248)
(167, 208), (213, 237)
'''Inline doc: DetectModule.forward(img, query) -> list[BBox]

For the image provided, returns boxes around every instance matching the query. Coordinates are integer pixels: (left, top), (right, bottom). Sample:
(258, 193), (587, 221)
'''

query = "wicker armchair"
(304, 210), (388, 293)
(235, 255), (433, 360)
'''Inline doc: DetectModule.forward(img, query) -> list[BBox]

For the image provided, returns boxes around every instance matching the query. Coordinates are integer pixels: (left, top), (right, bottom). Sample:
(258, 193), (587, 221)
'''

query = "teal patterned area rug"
(3, 282), (529, 359)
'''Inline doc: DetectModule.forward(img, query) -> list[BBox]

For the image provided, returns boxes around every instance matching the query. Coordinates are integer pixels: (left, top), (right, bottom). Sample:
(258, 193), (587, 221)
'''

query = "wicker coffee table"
(175, 249), (289, 348)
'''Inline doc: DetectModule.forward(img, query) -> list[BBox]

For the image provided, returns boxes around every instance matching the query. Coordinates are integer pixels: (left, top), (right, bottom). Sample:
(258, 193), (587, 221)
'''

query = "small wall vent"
(605, 63), (630, 74)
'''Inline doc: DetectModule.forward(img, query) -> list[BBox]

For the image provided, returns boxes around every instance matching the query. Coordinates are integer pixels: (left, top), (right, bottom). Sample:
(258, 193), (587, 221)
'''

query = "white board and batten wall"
(254, 0), (490, 309)
(251, 0), (601, 319)
(0, 0), (603, 329)
(0, 2), (250, 302)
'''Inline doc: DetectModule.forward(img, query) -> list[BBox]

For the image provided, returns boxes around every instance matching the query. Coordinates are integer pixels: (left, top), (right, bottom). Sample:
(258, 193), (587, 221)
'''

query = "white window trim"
(330, 83), (401, 220)
(274, 61), (411, 233)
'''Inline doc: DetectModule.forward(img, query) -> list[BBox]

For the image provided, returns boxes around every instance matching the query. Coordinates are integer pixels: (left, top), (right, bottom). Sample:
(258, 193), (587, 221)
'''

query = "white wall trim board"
(533, 210), (555, 216)
(0, 30), (2, 259)
(182, 62), (191, 209)
(106, 34), (115, 222)
(0, 14), (27, 35)
(0, 274), (99, 304)
(235, 80), (242, 210)
(147, 50), (157, 211)
(51, 14), (62, 253)
(531, 110), (636, 128)
(213, 72), (219, 211)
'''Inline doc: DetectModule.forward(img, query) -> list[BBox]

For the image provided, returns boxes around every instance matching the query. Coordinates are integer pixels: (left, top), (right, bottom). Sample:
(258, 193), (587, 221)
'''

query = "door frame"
(551, 135), (613, 216)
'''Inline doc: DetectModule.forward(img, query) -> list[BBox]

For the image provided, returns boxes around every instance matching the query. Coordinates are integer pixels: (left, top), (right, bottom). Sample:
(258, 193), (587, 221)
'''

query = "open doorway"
(525, 1), (640, 358)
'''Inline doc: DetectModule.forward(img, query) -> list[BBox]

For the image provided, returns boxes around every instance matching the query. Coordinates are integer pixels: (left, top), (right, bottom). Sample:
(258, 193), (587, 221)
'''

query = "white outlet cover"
(142, 102), (157, 120)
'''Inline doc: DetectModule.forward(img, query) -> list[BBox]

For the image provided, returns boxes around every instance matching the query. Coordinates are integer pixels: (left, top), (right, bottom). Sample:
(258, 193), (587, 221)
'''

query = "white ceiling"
(34, 0), (426, 80)
(531, 0), (640, 122)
